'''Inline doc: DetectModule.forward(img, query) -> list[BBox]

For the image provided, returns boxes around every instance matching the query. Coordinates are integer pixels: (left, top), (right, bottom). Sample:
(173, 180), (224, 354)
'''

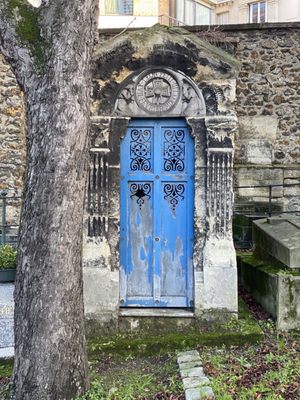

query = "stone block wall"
(0, 22), (299, 228)
(191, 23), (300, 212)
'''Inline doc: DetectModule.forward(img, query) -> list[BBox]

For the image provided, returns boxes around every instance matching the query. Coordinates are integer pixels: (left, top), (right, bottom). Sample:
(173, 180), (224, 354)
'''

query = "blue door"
(120, 119), (194, 307)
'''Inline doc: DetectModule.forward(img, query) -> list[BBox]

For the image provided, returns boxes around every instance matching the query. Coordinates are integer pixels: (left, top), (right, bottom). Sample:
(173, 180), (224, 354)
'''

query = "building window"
(249, 1), (266, 23)
(102, 0), (133, 15)
(216, 12), (229, 25)
(176, 0), (211, 25)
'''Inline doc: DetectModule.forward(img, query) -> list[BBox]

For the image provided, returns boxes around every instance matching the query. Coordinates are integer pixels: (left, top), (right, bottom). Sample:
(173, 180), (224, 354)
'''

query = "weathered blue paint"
(120, 119), (194, 307)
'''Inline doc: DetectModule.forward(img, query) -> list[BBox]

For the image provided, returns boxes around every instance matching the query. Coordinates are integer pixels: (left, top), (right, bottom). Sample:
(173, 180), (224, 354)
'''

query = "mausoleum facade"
(83, 25), (240, 329)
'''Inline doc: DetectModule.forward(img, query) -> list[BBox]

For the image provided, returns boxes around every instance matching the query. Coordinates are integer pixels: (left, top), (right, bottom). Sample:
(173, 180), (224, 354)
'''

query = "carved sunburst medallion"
(135, 70), (180, 114)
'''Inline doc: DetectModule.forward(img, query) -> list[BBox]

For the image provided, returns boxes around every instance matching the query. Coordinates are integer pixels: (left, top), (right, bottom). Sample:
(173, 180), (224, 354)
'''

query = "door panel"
(120, 119), (194, 307)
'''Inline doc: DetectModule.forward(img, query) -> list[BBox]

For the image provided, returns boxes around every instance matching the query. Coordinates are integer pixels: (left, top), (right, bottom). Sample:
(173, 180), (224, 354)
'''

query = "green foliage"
(0, 360), (13, 398)
(0, 360), (13, 378)
(0, 245), (17, 270)
(7, 0), (47, 71)
(76, 381), (106, 400)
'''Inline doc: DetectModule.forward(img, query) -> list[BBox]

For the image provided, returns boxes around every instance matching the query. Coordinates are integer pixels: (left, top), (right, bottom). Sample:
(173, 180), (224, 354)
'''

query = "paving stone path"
(177, 350), (214, 400)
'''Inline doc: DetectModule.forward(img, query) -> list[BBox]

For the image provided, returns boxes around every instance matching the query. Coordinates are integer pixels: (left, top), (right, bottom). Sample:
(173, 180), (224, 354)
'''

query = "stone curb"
(177, 350), (215, 400)
(0, 347), (14, 359)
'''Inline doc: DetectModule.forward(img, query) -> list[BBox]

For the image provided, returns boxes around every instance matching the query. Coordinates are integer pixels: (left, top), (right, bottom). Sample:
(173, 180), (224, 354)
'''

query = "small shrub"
(0, 245), (17, 270)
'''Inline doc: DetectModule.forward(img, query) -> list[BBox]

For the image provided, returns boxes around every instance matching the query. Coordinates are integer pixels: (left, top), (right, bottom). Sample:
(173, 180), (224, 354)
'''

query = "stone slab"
(240, 257), (278, 318)
(183, 376), (210, 389)
(238, 116), (278, 141)
(240, 254), (300, 331)
(0, 317), (14, 348)
(240, 139), (273, 164)
(278, 275), (300, 331)
(253, 216), (300, 268)
(0, 284), (14, 348)
(177, 350), (215, 400)
(0, 284), (14, 308)
(178, 351), (200, 364)
(237, 168), (283, 198)
(185, 387), (215, 400)
(0, 346), (14, 359)
(180, 367), (205, 378)
(120, 309), (194, 318)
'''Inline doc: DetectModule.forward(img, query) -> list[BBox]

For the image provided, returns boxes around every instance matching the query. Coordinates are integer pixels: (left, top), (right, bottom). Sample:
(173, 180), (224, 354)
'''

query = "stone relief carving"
(135, 70), (180, 113)
(115, 68), (206, 117)
(198, 84), (218, 115)
(205, 117), (237, 238)
(88, 151), (109, 237)
(207, 149), (233, 238)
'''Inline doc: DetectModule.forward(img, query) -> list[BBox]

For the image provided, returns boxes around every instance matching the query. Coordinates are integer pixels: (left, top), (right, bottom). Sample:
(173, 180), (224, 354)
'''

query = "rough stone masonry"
(0, 22), (299, 332)
(1, 22), (299, 224)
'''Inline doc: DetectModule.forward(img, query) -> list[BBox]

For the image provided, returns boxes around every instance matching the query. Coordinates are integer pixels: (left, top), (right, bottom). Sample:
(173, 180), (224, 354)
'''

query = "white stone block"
(178, 351), (200, 364)
(242, 139), (273, 164)
(238, 116), (278, 141)
(83, 267), (119, 318)
(183, 376), (210, 389)
(180, 367), (205, 378)
(201, 239), (237, 312)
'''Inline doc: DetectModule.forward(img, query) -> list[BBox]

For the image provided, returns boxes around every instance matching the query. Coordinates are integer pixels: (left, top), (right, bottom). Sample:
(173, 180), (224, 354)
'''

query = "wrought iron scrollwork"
(130, 183), (151, 209)
(163, 183), (185, 212)
(163, 129), (185, 172)
(130, 129), (152, 171)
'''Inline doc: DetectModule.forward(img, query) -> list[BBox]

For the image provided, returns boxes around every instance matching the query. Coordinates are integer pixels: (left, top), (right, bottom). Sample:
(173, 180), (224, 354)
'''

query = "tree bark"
(0, 1), (98, 399)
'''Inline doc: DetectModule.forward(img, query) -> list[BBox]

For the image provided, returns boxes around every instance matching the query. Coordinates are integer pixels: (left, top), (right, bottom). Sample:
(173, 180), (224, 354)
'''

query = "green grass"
(200, 323), (300, 399)
(76, 354), (183, 400)
(3, 301), (298, 400)
(0, 360), (12, 399)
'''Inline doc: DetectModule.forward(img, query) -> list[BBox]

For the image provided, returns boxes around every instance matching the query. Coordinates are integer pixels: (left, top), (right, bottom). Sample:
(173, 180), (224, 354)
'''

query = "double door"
(120, 119), (194, 307)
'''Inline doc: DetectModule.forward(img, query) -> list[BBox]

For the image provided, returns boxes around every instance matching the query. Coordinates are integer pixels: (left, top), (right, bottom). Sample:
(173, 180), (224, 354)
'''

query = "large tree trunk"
(0, 1), (98, 399)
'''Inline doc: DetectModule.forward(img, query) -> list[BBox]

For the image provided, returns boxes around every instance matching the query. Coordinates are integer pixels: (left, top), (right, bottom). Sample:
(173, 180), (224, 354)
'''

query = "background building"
(98, 0), (300, 29)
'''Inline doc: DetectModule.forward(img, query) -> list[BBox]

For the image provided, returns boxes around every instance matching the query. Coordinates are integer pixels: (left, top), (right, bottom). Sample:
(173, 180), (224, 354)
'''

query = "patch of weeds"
(0, 362), (12, 400)
(0, 361), (13, 378)
(200, 327), (300, 399)
(76, 381), (106, 400)
(76, 354), (184, 400)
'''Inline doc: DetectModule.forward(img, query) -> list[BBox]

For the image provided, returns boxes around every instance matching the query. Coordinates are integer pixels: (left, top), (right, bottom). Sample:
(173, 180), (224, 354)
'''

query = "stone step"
(0, 346), (14, 359)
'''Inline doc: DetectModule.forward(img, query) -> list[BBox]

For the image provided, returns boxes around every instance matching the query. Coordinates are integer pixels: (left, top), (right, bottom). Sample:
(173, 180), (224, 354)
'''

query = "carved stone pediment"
(114, 67), (206, 118)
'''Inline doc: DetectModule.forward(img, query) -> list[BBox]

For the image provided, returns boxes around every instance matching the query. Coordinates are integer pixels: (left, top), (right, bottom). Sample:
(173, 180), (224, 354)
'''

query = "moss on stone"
(87, 299), (262, 358)
(7, 0), (47, 71)
(239, 253), (300, 276)
(95, 23), (240, 76)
